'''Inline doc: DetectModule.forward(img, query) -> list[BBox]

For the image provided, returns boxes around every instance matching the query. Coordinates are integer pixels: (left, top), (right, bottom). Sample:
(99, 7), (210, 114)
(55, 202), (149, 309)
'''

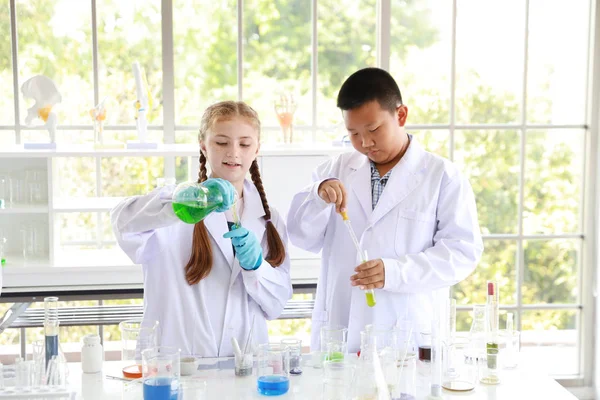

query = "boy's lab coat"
(112, 179), (292, 357)
(287, 138), (483, 352)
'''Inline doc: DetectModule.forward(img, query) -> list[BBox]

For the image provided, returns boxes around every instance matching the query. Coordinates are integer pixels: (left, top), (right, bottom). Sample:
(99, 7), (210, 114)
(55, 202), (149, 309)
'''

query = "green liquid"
(323, 351), (344, 362)
(1, 258), (5, 266)
(366, 291), (376, 307)
(486, 342), (498, 369)
(172, 202), (220, 224)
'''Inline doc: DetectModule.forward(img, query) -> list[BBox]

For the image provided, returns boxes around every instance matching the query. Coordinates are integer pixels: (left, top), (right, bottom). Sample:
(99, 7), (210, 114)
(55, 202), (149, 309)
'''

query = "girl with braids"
(111, 101), (292, 357)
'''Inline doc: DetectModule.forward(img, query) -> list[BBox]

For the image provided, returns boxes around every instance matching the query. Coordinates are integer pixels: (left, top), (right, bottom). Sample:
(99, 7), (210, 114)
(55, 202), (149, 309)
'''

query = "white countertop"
(22, 357), (577, 400)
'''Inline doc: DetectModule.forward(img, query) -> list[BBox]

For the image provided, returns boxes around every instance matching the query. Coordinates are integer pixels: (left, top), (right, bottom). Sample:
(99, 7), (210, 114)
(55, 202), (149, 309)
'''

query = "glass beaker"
(322, 359), (355, 400)
(479, 347), (500, 385)
(0, 174), (10, 208)
(499, 329), (520, 369)
(119, 319), (159, 374)
(257, 343), (290, 396)
(142, 346), (180, 400)
(171, 181), (225, 224)
(320, 325), (348, 365)
(280, 338), (302, 375)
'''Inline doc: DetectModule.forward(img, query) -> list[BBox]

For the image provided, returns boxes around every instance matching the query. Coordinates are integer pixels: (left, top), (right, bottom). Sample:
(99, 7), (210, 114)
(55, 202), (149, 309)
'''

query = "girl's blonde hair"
(185, 101), (286, 285)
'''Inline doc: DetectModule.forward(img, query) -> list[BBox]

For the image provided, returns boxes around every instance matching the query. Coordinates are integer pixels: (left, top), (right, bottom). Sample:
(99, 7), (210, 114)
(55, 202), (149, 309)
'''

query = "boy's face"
(343, 100), (408, 166)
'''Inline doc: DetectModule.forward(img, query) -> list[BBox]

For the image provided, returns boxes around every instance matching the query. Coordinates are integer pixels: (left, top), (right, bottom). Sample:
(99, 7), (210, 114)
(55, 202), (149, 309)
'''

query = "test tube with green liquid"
(341, 211), (376, 307)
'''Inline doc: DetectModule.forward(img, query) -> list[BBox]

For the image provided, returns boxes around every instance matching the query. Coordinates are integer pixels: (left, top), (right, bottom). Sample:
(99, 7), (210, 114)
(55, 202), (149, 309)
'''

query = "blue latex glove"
(202, 178), (236, 212)
(223, 226), (263, 270)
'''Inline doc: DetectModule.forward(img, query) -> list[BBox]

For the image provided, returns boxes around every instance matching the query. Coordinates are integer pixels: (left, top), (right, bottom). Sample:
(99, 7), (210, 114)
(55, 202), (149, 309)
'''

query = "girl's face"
(200, 117), (260, 194)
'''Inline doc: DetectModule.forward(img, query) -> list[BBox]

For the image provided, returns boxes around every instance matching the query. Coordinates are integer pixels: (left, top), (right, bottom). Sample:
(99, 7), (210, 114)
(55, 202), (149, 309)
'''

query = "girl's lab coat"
(287, 138), (483, 352)
(111, 179), (292, 357)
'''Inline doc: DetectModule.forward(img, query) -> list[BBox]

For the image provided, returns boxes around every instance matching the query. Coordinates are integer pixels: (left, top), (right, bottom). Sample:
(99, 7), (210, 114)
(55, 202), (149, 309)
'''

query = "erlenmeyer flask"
(466, 304), (487, 361)
(171, 182), (225, 224)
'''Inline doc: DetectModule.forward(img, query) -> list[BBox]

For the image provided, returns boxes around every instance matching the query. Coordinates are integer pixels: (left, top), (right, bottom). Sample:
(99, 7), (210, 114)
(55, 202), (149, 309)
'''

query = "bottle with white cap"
(81, 334), (103, 373)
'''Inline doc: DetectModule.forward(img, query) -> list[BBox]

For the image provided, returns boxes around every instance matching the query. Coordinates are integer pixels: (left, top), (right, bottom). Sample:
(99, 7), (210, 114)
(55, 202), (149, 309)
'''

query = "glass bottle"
(171, 182), (225, 224)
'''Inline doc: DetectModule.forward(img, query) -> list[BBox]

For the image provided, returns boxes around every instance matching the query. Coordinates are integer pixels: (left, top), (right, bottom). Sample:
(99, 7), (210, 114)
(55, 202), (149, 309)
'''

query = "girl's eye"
(216, 142), (227, 146)
(240, 144), (251, 148)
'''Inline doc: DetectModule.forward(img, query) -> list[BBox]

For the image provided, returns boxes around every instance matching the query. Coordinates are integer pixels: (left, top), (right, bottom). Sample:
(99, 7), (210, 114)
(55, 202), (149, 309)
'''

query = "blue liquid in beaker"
(143, 377), (179, 400)
(257, 375), (289, 396)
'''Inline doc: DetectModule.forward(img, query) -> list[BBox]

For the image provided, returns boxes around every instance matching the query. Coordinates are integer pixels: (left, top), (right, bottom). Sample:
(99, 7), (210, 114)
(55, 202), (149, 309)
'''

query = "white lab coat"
(111, 179), (292, 357)
(287, 137), (483, 352)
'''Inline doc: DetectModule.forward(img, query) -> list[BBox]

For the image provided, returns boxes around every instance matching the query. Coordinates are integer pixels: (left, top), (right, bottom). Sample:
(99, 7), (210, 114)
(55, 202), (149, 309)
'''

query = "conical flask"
(171, 181), (225, 224)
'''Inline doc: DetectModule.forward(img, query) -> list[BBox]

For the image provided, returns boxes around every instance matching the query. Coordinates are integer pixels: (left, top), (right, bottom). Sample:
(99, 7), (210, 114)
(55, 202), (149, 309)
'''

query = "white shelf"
(53, 197), (124, 213)
(1, 252), (319, 289)
(0, 205), (49, 214)
(0, 143), (349, 158)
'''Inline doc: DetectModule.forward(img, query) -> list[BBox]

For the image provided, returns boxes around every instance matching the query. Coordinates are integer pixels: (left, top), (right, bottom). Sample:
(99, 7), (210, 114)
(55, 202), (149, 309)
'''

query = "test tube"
(44, 297), (60, 367)
(428, 291), (445, 399)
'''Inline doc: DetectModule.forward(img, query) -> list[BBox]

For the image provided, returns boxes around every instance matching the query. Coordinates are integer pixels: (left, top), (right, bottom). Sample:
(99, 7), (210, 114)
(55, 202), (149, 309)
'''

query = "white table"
(64, 357), (576, 400)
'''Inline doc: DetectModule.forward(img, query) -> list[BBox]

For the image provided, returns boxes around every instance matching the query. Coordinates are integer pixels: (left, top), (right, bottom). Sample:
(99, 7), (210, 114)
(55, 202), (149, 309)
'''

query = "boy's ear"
(397, 105), (408, 127)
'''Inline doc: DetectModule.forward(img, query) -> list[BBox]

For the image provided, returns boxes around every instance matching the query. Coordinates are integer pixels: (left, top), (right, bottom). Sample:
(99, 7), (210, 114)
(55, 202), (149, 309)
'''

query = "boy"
(287, 67), (483, 352)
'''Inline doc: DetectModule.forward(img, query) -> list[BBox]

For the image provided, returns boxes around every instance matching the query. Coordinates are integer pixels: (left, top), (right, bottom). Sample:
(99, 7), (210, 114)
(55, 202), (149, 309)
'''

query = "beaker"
(257, 343), (290, 396)
(119, 319), (159, 373)
(142, 346), (180, 400)
(320, 325), (348, 365)
(280, 338), (302, 375)
(0, 174), (10, 208)
(499, 329), (520, 369)
(479, 347), (500, 385)
(171, 181), (225, 224)
(322, 359), (355, 400)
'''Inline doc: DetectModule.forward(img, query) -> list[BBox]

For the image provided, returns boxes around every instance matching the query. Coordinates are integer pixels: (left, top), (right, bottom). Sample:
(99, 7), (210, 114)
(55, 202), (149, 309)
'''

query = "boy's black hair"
(336, 67), (403, 113)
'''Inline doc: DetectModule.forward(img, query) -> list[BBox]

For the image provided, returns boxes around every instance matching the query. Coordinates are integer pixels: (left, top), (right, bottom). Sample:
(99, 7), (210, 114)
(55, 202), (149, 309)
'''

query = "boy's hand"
(318, 179), (347, 213)
(350, 259), (385, 290)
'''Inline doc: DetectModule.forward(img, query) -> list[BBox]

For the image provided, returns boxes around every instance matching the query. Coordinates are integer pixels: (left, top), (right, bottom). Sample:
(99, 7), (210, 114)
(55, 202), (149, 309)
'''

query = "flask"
(171, 182), (225, 224)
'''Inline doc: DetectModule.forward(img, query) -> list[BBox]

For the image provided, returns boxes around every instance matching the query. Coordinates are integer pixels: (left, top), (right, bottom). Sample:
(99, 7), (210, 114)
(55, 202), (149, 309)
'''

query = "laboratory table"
(64, 357), (577, 400)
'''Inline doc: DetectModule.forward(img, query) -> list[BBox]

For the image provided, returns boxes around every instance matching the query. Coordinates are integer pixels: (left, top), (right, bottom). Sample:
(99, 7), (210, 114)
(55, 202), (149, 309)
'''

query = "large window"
(0, 0), (595, 381)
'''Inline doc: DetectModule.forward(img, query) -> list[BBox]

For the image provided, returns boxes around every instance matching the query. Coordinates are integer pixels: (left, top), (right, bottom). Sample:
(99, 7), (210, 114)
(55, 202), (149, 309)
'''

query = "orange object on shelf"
(122, 364), (142, 379)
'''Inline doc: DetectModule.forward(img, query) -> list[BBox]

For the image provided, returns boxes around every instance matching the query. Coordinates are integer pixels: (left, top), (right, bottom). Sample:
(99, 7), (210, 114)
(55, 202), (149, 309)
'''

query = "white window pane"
(524, 130), (584, 235)
(527, 0), (590, 124)
(453, 239), (517, 305)
(454, 130), (520, 234)
(390, 0), (452, 125)
(101, 157), (164, 197)
(317, 0), (376, 128)
(455, 0), (525, 124)
(97, 0), (163, 125)
(523, 239), (579, 305)
(0, 131), (16, 146)
(16, 0), (93, 126)
(412, 130), (449, 159)
(0, 2), (14, 125)
(54, 157), (96, 199)
(521, 309), (578, 375)
(242, 0), (312, 145)
(173, 0), (237, 129)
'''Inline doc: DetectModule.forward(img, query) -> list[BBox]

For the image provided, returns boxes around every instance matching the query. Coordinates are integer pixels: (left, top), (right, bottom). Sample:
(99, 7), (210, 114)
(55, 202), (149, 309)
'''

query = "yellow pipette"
(341, 211), (376, 307)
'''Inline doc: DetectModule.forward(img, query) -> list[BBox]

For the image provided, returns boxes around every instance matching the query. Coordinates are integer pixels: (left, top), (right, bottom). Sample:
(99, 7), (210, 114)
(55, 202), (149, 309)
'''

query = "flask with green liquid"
(171, 181), (225, 224)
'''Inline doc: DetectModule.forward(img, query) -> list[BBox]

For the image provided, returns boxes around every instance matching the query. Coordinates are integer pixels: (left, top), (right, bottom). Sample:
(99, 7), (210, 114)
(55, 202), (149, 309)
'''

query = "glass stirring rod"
(340, 211), (376, 307)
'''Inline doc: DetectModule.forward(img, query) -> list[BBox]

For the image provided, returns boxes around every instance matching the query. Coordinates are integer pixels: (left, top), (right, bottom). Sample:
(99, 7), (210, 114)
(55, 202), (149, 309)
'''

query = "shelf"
(0, 143), (349, 158)
(0, 204), (49, 214)
(53, 197), (124, 213)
